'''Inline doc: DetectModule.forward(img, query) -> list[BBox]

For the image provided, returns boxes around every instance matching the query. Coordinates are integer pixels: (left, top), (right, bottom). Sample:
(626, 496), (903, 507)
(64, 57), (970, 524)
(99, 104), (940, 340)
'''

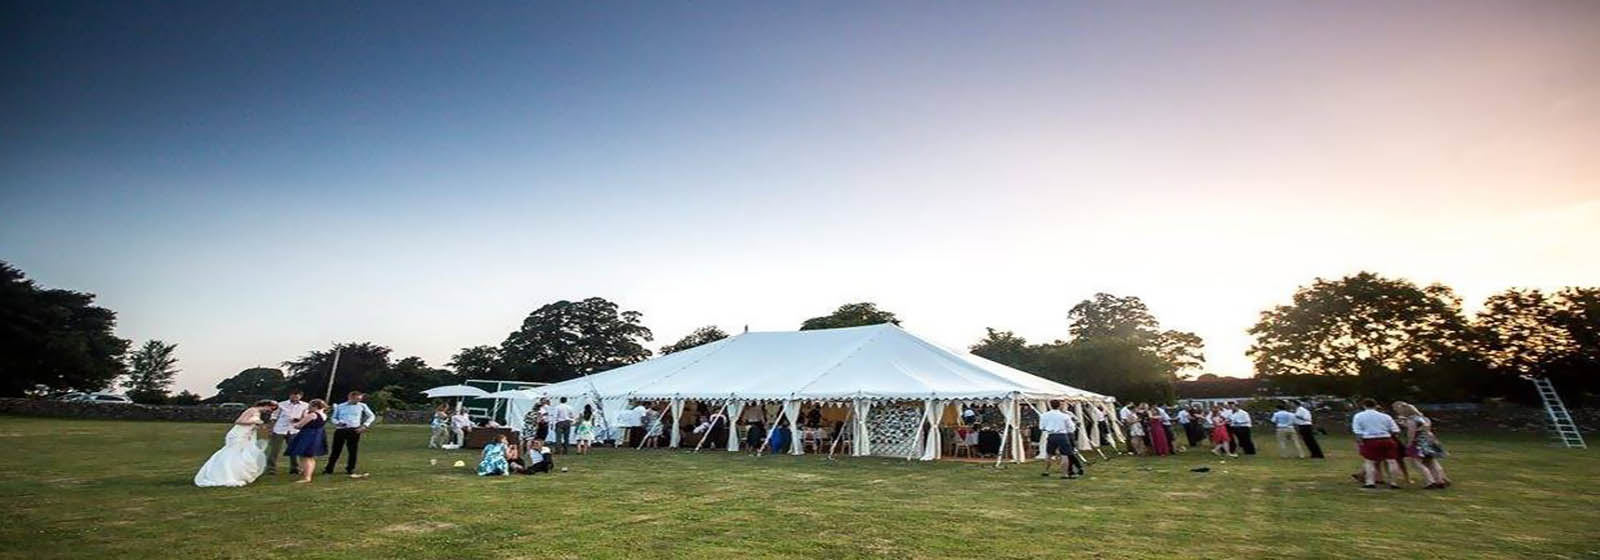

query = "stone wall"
(0, 398), (430, 424)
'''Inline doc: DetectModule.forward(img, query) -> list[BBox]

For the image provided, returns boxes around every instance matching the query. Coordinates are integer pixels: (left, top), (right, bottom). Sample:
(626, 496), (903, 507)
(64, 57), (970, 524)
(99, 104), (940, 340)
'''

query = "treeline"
(1247, 272), (1598, 405)
(4, 259), (1594, 407)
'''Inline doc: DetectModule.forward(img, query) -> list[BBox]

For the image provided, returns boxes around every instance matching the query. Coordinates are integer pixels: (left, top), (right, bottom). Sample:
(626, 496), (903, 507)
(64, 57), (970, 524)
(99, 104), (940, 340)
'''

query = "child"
(574, 406), (595, 455)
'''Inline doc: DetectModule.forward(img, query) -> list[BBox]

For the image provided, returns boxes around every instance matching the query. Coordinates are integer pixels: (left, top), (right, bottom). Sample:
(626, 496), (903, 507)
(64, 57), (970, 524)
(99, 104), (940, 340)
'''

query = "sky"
(2, 1), (1597, 396)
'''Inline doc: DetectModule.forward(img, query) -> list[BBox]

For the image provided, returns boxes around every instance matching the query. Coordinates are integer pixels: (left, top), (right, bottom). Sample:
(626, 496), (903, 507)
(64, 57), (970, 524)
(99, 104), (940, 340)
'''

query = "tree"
(171, 390), (202, 405)
(969, 328), (1038, 372)
(283, 342), (393, 400)
(800, 302), (900, 331)
(1155, 330), (1206, 375)
(660, 326), (730, 354)
(1034, 337), (1176, 404)
(498, 297), (655, 382)
(1474, 289), (1575, 375)
(1248, 272), (1471, 377)
(448, 345), (510, 379)
(1068, 293), (1161, 342)
(370, 356), (458, 404)
(0, 261), (131, 396)
(213, 367), (287, 403)
(1475, 287), (1600, 404)
(122, 340), (179, 404)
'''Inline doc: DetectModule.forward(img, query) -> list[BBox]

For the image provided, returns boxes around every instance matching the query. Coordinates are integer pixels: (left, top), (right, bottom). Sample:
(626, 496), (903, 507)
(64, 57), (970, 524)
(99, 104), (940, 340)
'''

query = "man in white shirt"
(1155, 406), (1181, 452)
(1270, 401), (1307, 458)
(1089, 404), (1111, 447)
(549, 397), (577, 454)
(1226, 402), (1256, 455)
(1293, 401), (1324, 458)
(450, 409), (474, 447)
(325, 391), (376, 477)
(1118, 404), (1139, 455)
(1351, 398), (1402, 489)
(265, 389), (308, 475)
(1038, 400), (1083, 479)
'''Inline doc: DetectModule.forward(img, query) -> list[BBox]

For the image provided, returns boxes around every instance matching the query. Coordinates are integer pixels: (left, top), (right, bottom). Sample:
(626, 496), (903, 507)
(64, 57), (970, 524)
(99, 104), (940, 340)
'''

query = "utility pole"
(323, 348), (342, 403)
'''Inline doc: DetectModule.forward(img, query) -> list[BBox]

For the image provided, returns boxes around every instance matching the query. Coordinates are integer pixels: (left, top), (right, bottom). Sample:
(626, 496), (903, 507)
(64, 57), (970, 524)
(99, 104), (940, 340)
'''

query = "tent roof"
(538, 324), (1111, 403)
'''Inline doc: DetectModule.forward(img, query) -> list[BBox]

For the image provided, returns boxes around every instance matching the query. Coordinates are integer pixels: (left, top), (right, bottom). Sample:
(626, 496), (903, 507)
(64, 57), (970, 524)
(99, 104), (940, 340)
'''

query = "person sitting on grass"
(478, 434), (510, 476)
(524, 439), (554, 474)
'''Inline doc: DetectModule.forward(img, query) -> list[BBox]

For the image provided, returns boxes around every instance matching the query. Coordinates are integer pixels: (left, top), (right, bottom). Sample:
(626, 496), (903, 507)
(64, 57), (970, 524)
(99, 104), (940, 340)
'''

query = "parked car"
(216, 402), (247, 410)
(58, 392), (133, 404)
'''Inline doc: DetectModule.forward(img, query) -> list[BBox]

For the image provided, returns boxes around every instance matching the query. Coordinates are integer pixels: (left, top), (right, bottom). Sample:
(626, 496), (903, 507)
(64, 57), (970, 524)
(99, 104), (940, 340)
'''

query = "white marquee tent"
(503, 324), (1123, 462)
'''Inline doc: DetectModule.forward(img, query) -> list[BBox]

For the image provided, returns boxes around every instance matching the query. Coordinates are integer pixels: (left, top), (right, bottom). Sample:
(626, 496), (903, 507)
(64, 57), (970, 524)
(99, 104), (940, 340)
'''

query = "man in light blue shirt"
(325, 391), (376, 478)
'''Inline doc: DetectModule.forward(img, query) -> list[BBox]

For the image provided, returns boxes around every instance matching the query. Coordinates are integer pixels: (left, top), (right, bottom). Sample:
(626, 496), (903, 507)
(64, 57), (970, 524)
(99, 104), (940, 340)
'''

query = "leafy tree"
(1155, 330), (1206, 374)
(367, 384), (409, 412)
(1034, 337), (1176, 404)
(448, 345), (510, 379)
(499, 298), (654, 382)
(122, 340), (179, 404)
(171, 390), (202, 405)
(1474, 289), (1575, 375)
(1248, 272), (1471, 377)
(660, 326), (730, 354)
(1068, 293), (1160, 342)
(1550, 287), (1600, 367)
(800, 302), (900, 331)
(283, 342), (393, 400)
(370, 356), (458, 403)
(0, 261), (131, 396)
(213, 367), (288, 403)
(969, 328), (1038, 371)
(1475, 287), (1600, 404)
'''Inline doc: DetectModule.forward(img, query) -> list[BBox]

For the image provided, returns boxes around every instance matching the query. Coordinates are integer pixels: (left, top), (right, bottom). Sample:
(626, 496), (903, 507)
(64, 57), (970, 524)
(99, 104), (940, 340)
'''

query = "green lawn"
(0, 417), (1596, 559)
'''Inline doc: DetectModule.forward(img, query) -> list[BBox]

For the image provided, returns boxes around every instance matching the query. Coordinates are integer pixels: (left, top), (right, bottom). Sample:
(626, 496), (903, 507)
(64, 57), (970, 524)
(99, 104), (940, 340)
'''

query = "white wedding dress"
(194, 424), (269, 487)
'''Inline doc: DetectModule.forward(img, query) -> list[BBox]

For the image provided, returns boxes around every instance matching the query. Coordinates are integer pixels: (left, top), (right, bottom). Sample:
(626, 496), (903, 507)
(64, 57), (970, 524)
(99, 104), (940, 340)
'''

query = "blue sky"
(3, 1), (1598, 395)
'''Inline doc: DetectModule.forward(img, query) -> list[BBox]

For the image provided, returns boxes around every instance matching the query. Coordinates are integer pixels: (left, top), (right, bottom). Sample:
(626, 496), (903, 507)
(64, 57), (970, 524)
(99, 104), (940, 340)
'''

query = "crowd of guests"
(435, 394), (1453, 491)
(1109, 398), (1449, 491)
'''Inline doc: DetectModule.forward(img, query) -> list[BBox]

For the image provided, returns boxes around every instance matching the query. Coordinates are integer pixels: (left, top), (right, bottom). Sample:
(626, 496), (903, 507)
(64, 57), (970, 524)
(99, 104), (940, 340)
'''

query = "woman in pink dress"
(1146, 410), (1172, 456)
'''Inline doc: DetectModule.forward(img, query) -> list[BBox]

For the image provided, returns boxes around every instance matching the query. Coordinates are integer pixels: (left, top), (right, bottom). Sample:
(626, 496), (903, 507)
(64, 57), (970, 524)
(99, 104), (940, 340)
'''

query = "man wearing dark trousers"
(1294, 401), (1325, 458)
(1226, 401), (1256, 455)
(326, 391), (376, 478)
(1039, 400), (1083, 479)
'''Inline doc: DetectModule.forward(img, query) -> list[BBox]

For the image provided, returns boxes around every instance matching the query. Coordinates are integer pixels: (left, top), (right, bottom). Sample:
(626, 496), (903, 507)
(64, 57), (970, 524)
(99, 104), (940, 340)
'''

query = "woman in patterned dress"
(1394, 401), (1450, 489)
(574, 405), (596, 455)
(478, 434), (510, 476)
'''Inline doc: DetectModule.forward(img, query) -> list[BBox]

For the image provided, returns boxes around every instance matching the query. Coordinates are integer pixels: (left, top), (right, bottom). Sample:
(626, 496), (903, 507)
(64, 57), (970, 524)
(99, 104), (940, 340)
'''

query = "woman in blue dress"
(285, 399), (329, 483)
(478, 434), (510, 476)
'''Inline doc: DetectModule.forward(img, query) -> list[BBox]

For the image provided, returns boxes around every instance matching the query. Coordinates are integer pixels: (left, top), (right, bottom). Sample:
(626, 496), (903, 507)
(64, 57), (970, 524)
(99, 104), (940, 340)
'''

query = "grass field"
(1, 416), (1596, 559)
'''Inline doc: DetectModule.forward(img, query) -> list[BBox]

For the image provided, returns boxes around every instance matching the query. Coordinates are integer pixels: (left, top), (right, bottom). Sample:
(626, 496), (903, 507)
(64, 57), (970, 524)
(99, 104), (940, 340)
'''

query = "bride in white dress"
(194, 400), (279, 487)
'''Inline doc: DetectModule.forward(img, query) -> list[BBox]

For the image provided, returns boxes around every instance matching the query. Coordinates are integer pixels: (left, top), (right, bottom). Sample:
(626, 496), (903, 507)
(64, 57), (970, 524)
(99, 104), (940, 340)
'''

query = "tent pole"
(826, 402), (855, 460)
(693, 400), (729, 453)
